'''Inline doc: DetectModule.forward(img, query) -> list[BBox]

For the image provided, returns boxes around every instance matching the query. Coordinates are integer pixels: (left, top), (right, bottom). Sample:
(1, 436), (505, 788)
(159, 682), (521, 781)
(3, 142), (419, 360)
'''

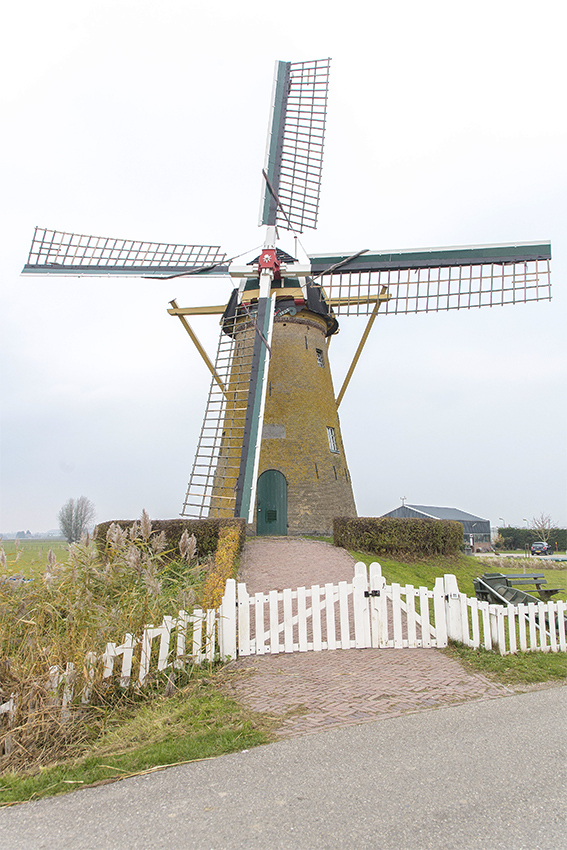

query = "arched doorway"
(256, 469), (287, 536)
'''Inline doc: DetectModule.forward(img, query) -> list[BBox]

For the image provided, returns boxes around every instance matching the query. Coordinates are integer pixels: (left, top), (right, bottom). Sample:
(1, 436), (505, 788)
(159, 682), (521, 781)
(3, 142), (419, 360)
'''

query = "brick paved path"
(222, 538), (512, 737)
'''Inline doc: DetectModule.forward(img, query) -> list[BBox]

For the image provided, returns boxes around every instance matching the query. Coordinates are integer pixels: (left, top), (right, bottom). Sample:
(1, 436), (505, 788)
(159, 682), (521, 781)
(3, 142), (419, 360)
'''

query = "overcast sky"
(1, 0), (565, 534)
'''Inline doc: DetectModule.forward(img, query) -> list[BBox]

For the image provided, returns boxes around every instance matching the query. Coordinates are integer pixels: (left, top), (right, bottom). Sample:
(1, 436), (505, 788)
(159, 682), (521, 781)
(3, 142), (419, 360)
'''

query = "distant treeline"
(496, 527), (567, 551)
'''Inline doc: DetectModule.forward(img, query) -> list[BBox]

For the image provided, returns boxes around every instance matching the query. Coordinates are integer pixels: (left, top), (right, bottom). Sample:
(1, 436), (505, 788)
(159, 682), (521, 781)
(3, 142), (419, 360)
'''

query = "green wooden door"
(256, 469), (287, 536)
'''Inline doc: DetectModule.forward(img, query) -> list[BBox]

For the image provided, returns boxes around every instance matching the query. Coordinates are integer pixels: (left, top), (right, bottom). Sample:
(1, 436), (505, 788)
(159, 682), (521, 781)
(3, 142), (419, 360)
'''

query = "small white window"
(316, 348), (325, 367)
(327, 426), (339, 453)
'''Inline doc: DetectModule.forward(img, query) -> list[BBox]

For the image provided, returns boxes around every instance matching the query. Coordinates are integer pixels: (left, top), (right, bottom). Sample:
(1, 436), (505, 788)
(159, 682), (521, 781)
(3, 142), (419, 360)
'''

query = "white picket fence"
(2, 565), (566, 747)
(444, 574), (567, 655)
(219, 564), (567, 659)
(0, 606), (219, 738)
(101, 607), (218, 687)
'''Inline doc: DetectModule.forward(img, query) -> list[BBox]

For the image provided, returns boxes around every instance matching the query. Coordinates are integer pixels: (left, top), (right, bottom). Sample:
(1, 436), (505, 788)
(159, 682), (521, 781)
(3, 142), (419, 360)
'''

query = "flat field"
(0, 539), (69, 578)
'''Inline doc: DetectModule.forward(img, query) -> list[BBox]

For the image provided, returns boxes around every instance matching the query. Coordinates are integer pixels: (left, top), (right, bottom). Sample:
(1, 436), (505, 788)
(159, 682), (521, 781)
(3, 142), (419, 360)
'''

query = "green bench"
(474, 572), (562, 604)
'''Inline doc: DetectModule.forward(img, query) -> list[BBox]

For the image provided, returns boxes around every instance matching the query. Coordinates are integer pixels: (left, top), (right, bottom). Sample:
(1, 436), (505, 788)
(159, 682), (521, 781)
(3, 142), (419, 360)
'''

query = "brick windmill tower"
(22, 59), (552, 536)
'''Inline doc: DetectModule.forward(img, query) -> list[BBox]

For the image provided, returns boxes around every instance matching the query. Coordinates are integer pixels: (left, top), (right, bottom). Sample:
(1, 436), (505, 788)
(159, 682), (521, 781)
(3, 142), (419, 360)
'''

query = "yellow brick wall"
(257, 311), (357, 534)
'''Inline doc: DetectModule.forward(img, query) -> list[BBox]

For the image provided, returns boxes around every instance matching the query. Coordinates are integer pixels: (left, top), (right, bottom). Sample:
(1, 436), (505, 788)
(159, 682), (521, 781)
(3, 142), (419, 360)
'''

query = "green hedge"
(496, 527), (567, 552)
(333, 516), (463, 557)
(94, 518), (246, 560)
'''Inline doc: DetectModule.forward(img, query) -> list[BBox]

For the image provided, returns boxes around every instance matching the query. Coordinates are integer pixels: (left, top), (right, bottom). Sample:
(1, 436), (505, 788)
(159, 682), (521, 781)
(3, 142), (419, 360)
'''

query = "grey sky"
(1, 0), (565, 533)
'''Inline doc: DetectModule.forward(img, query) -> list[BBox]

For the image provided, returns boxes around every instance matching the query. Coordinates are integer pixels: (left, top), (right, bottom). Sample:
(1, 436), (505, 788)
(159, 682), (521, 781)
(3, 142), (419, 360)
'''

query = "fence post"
(61, 662), (75, 721)
(0, 696), (16, 755)
(205, 609), (216, 662)
(82, 651), (97, 704)
(219, 578), (237, 661)
(368, 563), (383, 647)
(353, 565), (371, 648)
(192, 609), (205, 663)
(175, 610), (189, 667)
(433, 577), (448, 647)
(557, 601), (567, 652)
(547, 602), (557, 653)
(489, 605), (506, 655)
(444, 574), (462, 642)
(117, 633), (136, 686)
(237, 582), (251, 656)
(102, 643), (117, 679)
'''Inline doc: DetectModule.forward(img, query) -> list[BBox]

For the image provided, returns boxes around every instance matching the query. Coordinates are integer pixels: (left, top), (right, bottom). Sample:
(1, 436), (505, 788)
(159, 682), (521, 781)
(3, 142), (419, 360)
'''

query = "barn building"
(381, 504), (491, 550)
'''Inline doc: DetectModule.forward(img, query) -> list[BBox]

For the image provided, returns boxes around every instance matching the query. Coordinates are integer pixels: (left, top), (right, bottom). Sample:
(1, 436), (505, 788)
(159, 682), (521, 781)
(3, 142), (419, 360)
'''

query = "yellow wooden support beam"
(167, 304), (226, 316)
(169, 299), (228, 398)
(327, 292), (391, 308)
(335, 288), (389, 409)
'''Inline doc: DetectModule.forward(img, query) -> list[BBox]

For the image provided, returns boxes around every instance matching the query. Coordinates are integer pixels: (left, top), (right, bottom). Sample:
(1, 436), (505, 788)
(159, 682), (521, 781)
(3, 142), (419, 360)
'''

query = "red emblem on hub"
(258, 248), (280, 276)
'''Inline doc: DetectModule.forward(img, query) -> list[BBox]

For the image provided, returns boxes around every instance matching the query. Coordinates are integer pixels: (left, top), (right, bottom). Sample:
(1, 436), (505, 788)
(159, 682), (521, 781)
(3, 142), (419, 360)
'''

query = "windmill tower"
(22, 59), (552, 536)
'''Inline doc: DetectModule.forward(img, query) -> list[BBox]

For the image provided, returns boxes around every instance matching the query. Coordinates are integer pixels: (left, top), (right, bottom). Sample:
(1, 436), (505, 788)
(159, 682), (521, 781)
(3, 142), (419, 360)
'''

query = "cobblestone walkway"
(222, 538), (512, 737)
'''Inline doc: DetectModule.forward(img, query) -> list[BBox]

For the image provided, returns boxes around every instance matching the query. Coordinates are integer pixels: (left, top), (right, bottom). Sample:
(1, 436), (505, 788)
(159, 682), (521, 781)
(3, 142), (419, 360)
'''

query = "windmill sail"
(260, 58), (331, 233)
(309, 242), (551, 315)
(22, 227), (226, 277)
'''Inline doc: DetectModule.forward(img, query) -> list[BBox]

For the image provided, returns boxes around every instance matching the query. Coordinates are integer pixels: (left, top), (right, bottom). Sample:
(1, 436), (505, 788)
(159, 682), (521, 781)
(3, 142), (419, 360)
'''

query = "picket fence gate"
(218, 562), (448, 659)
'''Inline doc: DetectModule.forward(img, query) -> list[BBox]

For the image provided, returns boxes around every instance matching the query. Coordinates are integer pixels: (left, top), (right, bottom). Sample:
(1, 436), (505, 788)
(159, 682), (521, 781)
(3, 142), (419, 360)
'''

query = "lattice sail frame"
(260, 58), (331, 233)
(317, 260), (551, 316)
(23, 227), (225, 277)
(308, 244), (552, 315)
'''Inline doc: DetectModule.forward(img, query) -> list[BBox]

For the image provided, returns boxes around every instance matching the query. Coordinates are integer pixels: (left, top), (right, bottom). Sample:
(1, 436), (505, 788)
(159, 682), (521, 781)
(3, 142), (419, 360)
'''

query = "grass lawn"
(444, 642), (567, 685)
(0, 539), (69, 578)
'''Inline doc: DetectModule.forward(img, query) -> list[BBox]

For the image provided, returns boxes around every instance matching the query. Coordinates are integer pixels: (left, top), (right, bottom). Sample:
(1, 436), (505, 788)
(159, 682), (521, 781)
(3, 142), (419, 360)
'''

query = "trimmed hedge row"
(496, 527), (567, 551)
(94, 518), (246, 560)
(333, 516), (463, 557)
(201, 525), (242, 610)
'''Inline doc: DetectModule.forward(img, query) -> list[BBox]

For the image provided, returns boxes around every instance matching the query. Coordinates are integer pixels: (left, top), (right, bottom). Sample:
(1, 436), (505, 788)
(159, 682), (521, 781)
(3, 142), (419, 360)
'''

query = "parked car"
(531, 541), (552, 556)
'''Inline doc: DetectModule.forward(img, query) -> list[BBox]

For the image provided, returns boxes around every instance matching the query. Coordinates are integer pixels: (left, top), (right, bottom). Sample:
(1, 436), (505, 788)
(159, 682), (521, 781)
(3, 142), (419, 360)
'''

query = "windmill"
(22, 58), (552, 536)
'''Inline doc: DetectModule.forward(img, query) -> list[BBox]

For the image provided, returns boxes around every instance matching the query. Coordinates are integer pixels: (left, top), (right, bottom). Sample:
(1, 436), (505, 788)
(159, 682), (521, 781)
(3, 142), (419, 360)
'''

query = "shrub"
(496, 527), (567, 551)
(94, 517), (246, 561)
(333, 516), (463, 557)
(200, 525), (242, 610)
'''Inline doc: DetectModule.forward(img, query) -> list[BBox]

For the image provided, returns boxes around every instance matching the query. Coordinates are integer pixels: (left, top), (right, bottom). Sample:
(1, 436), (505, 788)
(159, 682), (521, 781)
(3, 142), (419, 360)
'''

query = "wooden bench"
(481, 572), (562, 602)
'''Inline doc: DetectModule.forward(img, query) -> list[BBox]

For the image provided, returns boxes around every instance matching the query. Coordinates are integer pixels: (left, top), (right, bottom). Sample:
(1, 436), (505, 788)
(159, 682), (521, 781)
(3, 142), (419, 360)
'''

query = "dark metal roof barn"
(382, 505), (491, 540)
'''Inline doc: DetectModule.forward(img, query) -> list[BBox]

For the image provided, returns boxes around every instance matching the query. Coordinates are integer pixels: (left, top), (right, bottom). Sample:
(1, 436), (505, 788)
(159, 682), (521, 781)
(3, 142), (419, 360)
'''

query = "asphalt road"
(1, 687), (565, 850)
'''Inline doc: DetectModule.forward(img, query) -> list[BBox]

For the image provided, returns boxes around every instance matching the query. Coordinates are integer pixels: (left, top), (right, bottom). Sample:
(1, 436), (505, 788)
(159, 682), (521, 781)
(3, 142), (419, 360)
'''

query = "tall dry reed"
(0, 512), (203, 772)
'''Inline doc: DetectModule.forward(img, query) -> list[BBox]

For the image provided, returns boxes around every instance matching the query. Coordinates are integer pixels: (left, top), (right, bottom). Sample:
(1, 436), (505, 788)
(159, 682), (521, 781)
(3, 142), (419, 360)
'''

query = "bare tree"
(531, 512), (553, 543)
(58, 496), (96, 543)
